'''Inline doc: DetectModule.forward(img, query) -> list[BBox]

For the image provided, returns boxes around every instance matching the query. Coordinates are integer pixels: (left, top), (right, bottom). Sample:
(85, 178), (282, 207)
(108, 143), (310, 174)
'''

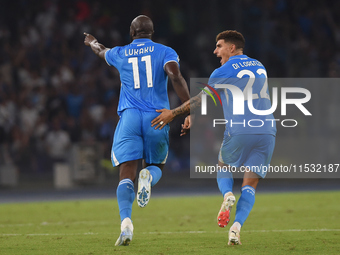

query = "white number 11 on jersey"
(128, 55), (153, 89)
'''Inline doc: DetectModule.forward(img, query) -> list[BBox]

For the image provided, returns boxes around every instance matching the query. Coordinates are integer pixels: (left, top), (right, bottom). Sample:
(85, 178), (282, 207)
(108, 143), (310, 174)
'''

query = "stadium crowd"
(0, 0), (340, 175)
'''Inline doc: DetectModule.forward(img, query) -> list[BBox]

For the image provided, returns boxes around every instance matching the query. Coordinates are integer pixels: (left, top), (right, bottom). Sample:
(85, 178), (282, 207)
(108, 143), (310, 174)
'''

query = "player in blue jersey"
(152, 30), (276, 245)
(84, 15), (190, 246)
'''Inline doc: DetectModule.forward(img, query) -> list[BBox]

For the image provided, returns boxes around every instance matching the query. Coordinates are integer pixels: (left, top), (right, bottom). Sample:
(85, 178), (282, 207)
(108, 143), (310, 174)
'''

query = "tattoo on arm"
(172, 94), (202, 117)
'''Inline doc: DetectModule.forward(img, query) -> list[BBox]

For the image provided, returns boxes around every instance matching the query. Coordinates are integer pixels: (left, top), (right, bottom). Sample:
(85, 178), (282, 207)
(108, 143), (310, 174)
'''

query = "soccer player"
(152, 30), (276, 245)
(84, 15), (190, 246)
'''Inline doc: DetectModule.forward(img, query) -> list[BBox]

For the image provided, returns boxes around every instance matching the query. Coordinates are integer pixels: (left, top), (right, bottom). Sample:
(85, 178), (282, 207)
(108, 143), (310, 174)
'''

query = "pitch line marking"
(1, 229), (340, 237)
(0, 221), (112, 228)
(145, 229), (340, 235)
(1, 232), (99, 237)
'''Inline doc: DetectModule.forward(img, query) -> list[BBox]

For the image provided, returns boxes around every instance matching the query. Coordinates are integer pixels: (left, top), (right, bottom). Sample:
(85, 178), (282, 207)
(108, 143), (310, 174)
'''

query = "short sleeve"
(209, 69), (222, 79)
(105, 47), (120, 67)
(205, 67), (233, 92)
(163, 47), (180, 69)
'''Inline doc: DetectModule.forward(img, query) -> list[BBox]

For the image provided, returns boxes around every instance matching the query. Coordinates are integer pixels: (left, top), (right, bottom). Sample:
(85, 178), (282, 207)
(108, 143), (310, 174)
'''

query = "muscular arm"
(151, 55), (203, 132)
(164, 62), (190, 103)
(171, 92), (202, 117)
(151, 91), (202, 130)
(84, 33), (109, 60)
(151, 62), (191, 130)
(171, 93), (202, 136)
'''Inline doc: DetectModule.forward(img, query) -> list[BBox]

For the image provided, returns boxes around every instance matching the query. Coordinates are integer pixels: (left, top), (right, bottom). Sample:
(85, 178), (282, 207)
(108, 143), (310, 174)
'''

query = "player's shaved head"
(130, 15), (154, 40)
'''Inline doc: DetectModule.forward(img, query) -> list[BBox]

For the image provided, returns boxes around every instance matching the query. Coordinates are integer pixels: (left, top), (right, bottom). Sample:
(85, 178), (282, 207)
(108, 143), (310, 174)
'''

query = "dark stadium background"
(0, 0), (339, 200)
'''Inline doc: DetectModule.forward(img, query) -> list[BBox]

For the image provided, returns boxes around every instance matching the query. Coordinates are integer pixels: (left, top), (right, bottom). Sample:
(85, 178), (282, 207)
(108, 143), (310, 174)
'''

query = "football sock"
(217, 170), (234, 197)
(231, 222), (242, 231)
(121, 217), (133, 232)
(146, 165), (162, 187)
(117, 179), (135, 222)
(234, 185), (256, 226)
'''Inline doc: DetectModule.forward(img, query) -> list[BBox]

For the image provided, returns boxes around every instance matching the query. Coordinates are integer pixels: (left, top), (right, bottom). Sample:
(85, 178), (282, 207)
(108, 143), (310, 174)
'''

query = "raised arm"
(84, 33), (109, 60)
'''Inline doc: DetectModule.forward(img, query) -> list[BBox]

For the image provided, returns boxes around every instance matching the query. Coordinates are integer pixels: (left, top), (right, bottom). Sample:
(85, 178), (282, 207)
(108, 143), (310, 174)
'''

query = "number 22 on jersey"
(237, 69), (269, 101)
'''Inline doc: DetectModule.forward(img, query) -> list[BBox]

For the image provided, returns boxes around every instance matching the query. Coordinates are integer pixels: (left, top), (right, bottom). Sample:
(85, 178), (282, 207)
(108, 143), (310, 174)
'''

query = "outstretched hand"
(180, 115), (192, 136)
(83, 32), (97, 46)
(151, 109), (174, 130)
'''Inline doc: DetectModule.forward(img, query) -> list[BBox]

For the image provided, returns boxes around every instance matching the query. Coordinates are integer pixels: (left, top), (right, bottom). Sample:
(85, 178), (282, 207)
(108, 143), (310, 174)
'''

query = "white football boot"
(228, 223), (242, 245)
(217, 192), (236, 228)
(115, 218), (133, 246)
(137, 169), (152, 208)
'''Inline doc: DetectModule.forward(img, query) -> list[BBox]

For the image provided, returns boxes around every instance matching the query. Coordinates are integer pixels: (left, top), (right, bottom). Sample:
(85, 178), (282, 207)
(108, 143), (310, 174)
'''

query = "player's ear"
(130, 26), (136, 40)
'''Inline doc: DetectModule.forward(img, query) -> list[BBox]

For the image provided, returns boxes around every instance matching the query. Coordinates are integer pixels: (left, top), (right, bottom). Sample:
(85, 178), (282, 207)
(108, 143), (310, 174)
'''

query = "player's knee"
(119, 160), (138, 181)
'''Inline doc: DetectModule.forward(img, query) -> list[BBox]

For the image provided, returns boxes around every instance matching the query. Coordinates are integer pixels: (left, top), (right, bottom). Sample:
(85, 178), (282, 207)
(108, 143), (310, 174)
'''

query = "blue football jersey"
(105, 38), (179, 115)
(207, 55), (277, 136)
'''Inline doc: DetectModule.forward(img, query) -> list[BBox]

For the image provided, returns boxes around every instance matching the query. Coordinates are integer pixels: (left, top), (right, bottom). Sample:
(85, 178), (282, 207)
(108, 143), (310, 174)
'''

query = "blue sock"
(216, 170), (234, 197)
(116, 179), (135, 222)
(234, 185), (256, 226)
(146, 165), (162, 187)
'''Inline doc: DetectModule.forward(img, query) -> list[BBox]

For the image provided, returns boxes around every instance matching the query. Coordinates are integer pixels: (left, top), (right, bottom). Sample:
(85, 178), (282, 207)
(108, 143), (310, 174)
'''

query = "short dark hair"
(216, 30), (245, 50)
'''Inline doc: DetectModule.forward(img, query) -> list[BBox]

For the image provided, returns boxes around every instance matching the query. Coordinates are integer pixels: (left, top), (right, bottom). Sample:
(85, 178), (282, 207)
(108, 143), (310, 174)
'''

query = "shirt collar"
(228, 55), (248, 61)
(131, 38), (153, 44)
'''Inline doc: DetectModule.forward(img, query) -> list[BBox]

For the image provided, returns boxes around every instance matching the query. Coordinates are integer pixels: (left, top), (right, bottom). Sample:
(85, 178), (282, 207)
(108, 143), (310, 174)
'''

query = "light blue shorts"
(111, 108), (169, 166)
(219, 134), (275, 178)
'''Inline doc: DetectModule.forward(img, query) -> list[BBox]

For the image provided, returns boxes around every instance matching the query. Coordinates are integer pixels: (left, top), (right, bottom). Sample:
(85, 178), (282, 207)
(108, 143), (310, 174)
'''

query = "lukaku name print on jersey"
(124, 46), (155, 56)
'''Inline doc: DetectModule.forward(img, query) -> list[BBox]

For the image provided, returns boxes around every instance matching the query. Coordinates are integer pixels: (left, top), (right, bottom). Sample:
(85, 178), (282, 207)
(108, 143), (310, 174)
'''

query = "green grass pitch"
(1, 191), (340, 255)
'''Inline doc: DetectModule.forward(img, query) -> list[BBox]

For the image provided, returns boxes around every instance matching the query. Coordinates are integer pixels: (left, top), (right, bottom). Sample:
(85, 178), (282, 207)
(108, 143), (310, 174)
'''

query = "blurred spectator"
(45, 117), (71, 164)
(8, 126), (34, 173)
(65, 116), (82, 143)
(1, 0), (340, 176)
(45, 86), (67, 121)
(65, 83), (84, 119)
(79, 110), (96, 142)
(0, 96), (16, 144)
(19, 98), (39, 134)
